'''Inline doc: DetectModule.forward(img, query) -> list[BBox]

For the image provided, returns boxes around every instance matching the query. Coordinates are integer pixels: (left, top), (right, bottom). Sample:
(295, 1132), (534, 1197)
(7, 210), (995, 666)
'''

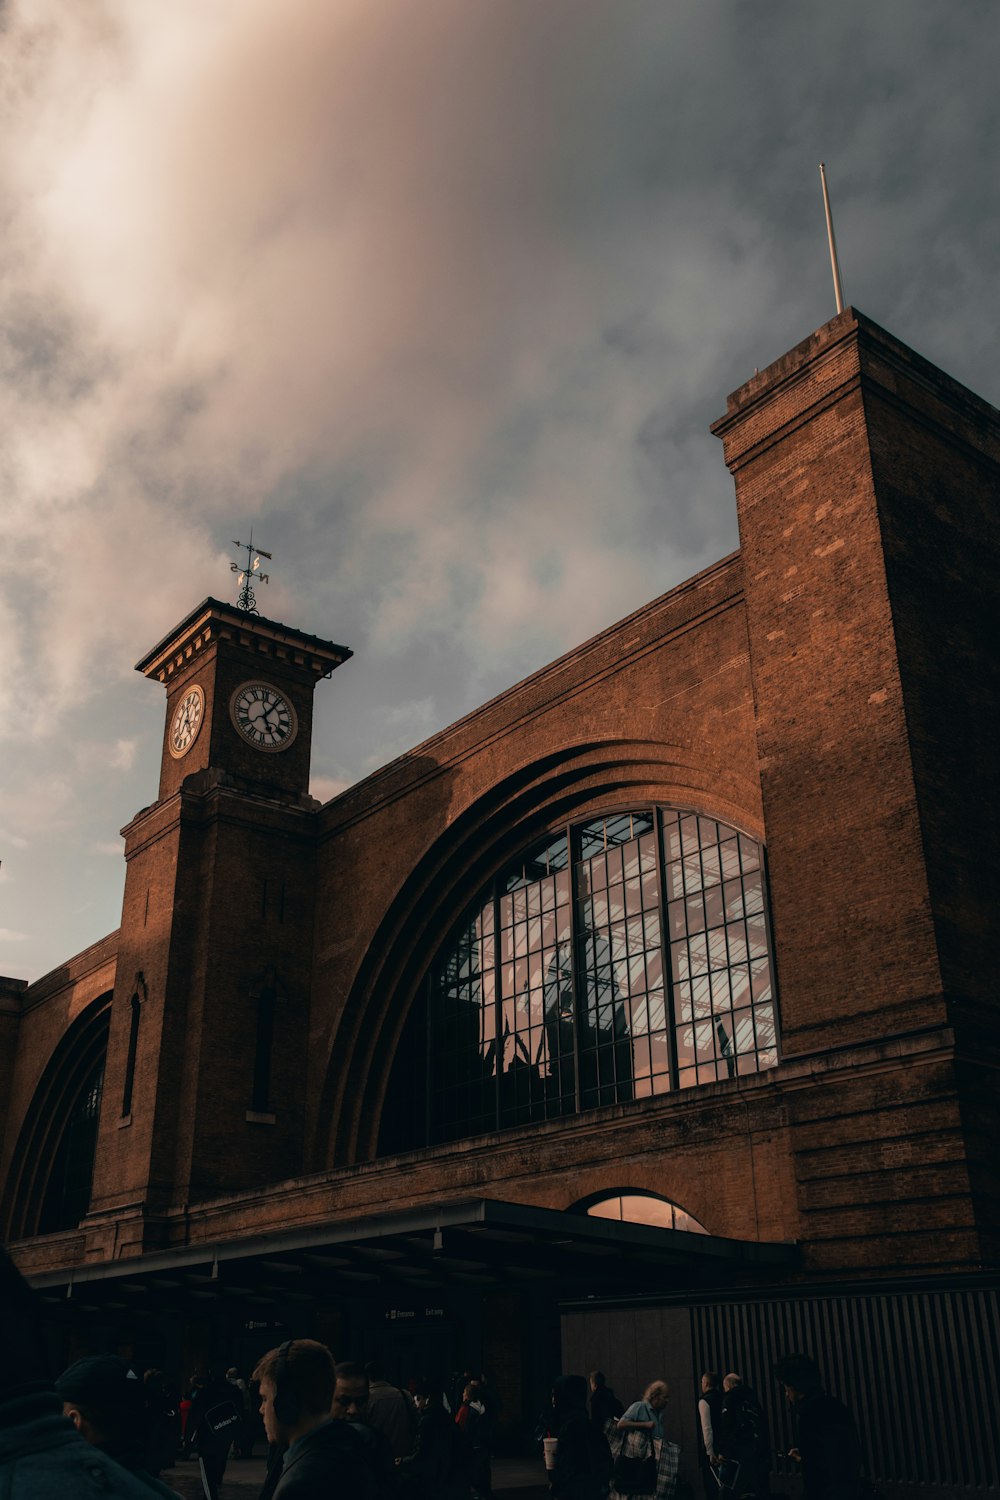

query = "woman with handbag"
(610, 1382), (677, 1500)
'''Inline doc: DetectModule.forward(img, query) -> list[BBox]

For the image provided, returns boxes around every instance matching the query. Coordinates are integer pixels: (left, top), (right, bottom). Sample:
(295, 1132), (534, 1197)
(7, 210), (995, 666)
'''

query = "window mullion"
(566, 822), (584, 1115)
(424, 968), (432, 1147)
(492, 883), (502, 1132)
(655, 806), (680, 1090)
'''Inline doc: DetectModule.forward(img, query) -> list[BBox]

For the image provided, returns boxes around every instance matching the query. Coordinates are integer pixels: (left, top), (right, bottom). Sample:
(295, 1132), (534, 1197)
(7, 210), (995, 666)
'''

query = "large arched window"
(378, 807), (778, 1153)
(3, 995), (110, 1240)
(581, 1191), (709, 1235)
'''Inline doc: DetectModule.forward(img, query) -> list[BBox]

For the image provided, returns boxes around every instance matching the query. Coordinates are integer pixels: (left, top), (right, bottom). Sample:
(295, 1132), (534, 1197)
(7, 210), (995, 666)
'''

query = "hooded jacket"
(0, 1381), (170, 1500)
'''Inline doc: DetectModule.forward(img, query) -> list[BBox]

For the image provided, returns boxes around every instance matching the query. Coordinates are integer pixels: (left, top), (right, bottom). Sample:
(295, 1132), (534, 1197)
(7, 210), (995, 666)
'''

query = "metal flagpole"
(819, 162), (845, 315)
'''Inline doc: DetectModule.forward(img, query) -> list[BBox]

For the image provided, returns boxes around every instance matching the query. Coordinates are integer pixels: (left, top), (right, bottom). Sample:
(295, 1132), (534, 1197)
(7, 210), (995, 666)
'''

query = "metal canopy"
(29, 1199), (797, 1316)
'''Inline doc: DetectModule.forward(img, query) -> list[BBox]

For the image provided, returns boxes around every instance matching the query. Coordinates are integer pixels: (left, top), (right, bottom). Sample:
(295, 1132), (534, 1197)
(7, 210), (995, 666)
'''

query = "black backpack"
(724, 1391), (763, 1454)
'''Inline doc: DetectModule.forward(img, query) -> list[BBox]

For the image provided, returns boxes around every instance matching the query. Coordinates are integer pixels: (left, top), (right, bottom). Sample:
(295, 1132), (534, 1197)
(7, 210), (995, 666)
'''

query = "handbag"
(612, 1430), (658, 1496)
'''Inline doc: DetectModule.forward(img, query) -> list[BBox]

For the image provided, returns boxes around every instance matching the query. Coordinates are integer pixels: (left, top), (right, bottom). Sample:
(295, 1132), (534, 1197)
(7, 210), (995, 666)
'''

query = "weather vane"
(230, 529), (272, 614)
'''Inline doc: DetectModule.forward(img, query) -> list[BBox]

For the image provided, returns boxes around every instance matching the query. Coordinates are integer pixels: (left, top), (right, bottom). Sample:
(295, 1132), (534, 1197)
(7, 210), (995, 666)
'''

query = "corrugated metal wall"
(690, 1286), (1000, 1491)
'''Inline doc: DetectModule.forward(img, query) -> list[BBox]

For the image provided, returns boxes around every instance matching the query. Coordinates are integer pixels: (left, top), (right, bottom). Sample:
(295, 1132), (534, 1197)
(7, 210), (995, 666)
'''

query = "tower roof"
(134, 596), (352, 684)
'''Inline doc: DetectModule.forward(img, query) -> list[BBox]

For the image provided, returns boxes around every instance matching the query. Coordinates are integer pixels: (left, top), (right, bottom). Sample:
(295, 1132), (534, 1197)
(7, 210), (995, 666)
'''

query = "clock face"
(230, 681), (298, 752)
(168, 684), (205, 759)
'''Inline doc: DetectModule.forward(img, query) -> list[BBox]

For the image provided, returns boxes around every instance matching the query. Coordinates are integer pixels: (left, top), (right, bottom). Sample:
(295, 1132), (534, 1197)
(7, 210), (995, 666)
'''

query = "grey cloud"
(3, 0), (1000, 979)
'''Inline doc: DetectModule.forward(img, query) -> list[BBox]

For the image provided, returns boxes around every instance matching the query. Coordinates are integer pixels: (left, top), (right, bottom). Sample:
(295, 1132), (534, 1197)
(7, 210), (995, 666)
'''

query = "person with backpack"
(549, 1376), (613, 1500)
(187, 1370), (241, 1500)
(716, 1374), (769, 1500)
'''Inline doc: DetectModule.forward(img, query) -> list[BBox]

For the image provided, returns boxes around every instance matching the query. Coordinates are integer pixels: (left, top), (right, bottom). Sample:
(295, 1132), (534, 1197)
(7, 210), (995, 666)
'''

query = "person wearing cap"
(1, 1244), (168, 1499)
(56, 1355), (182, 1499)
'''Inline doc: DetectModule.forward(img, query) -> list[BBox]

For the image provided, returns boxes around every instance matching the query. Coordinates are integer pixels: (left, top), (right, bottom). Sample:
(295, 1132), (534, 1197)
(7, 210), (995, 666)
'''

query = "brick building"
(2, 308), (998, 1495)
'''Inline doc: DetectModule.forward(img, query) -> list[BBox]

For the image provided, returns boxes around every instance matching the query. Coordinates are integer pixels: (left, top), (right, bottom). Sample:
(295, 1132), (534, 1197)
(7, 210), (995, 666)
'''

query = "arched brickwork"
(2, 993), (112, 1240)
(314, 737), (763, 1169)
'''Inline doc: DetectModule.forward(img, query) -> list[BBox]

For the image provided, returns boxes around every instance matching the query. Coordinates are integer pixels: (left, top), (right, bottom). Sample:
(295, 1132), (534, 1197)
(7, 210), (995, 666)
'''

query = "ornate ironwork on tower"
(230, 531), (272, 614)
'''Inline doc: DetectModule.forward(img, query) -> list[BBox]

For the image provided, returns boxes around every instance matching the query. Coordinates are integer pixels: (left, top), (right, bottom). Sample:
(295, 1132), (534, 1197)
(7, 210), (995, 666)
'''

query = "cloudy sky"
(2, 0), (998, 983)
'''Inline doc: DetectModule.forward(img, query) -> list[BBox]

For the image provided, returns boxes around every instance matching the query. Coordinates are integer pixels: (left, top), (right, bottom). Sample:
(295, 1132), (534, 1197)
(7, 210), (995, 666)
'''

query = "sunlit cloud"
(2, 0), (998, 981)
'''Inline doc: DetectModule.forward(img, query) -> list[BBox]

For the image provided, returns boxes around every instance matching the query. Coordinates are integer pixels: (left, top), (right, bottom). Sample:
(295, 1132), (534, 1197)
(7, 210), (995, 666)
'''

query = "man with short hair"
(332, 1362), (394, 1500)
(254, 1339), (368, 1499)
(55, 1355), (182, 1500)
(588, 1370), (623, 1433)
(364, 1360), (416, 1460)
(698, 1371), (722, 1498)
(716, 1372), (769, 1499)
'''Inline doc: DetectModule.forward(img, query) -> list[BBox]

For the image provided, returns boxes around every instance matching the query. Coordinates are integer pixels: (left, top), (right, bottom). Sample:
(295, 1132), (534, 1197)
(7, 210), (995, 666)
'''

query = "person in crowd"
(226, 1366), (253, 1458)
(254, 1339), (368, 1499)
(1, 1244), (173, 1499)
(187, 1368), (240, 1500)
(56, 1354), (181, 1500)
(451, 1371), (475, 1418)
(397, 1378), (471, 1500)
(617, 1380), (670, 1442)
(178, 1383), (193, 1458)
(455, 1379), (492, 1500)
(772, 1355), (863, 1500)
(549, 1375), (613, 1500)
(613, 1381), (673, 1500)
(366, 1360), (416, 1461)
(142, 1369), (180, 1479)
(589, 1372), (624, 1434)
(716, 1373), (768, 1499)
(697, 1372), (722, 1498)
(476, 1372), (499, 1449)
(332, 1361), (396, 1500)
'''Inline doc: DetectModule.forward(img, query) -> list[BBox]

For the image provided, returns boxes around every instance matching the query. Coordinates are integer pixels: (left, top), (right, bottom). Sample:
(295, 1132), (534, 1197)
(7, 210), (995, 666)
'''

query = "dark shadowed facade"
(2, 309), (998, 1496)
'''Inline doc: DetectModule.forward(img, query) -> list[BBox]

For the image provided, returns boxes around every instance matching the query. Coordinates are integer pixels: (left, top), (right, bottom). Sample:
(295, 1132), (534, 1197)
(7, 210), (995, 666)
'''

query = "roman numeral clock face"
(229, 681), (298, 752)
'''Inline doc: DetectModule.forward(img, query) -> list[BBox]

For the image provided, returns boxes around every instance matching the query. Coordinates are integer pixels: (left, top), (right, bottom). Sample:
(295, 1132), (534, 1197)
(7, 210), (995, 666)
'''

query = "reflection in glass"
(377, 808), (779, 1154)
(585, 1192), (709, 1234)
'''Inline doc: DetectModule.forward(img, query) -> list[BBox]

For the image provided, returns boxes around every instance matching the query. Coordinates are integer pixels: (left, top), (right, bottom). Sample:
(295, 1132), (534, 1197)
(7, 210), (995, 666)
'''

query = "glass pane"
(751, 960), (773, 1004)
(685, 893), (706, 934)
(747, 913), (768, 959)
(701, 844), (722, 887)
(743, 869), (764, 915)
(698, 816), (719, 848)
(703, 885), (724, 930)
(738, 834), (760, 872)
(723, 877), (745, 922)
(730, 965), (751, 1008)
(726, 923), (748, 965)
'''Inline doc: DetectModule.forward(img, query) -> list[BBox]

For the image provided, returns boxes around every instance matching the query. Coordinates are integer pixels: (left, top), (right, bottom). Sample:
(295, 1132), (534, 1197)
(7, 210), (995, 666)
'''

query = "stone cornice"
(135, 597), (351, 687)
(711, 306), (1000, 472)
(19, 931), (119, 1012)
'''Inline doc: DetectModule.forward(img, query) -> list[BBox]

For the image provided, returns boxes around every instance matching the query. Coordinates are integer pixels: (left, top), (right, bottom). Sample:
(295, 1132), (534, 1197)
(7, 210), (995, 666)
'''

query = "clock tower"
(137, 597), (351, 803)
(83, 598), (351, 1247)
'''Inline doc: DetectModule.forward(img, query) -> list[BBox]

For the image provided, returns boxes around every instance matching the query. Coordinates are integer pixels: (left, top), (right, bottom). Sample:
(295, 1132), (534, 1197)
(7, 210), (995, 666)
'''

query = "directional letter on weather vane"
(230, 529), (273, 615)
